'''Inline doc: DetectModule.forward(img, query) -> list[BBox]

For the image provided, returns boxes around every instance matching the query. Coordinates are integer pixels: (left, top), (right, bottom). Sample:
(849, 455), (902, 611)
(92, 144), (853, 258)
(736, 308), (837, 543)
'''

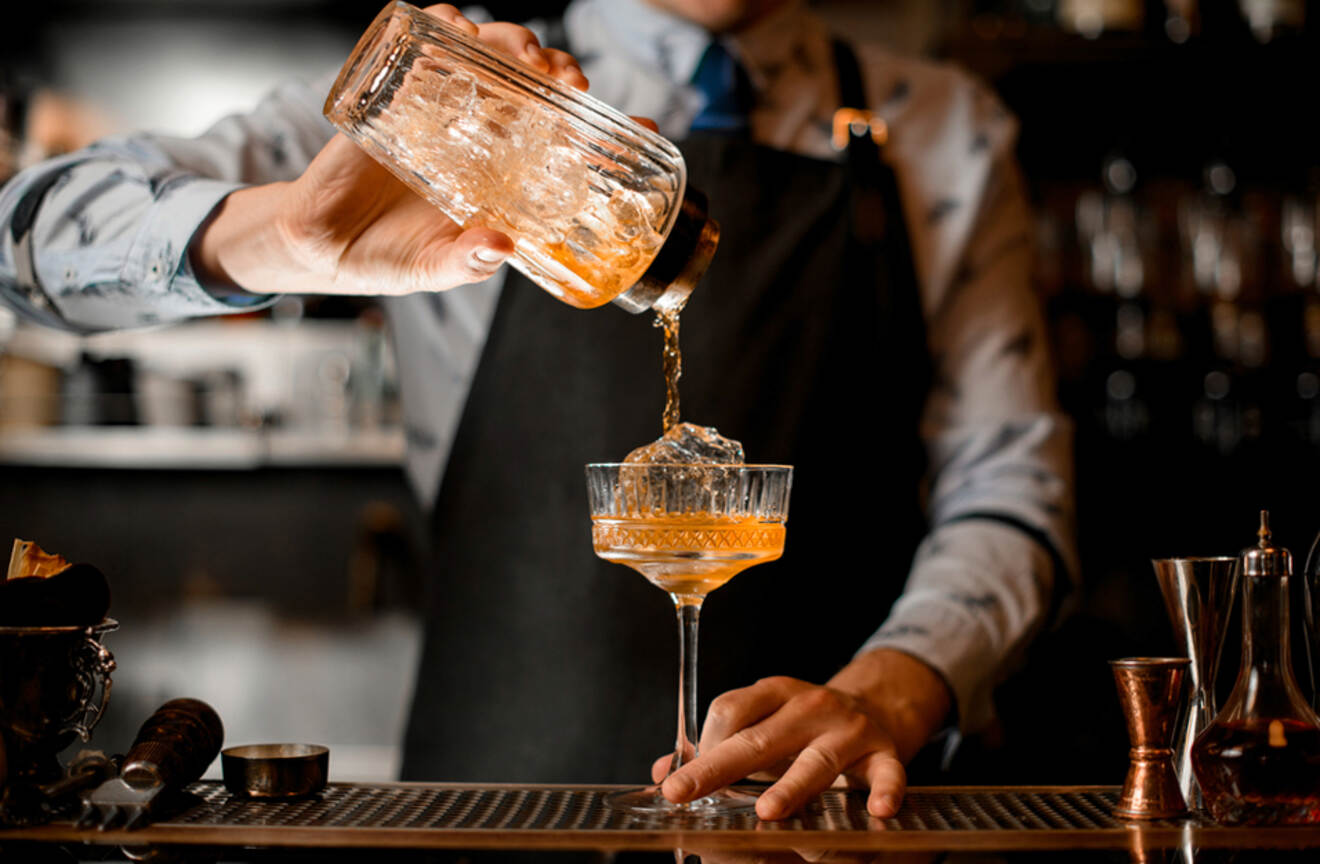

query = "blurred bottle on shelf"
(1180, 161), (1270, 454)
(1284, 190), (1320, 446)
(0, 353), (60, 429)
(1163, 0), (1200, 42)
(61, 353), (138, 427)
(1282, 195), (1318, 292)
(351, 309), (391, 432)
(1295, 371), (1320, 447)
(965, 0), (1203, 41)
(1193, 369), (1242, 455)
(1019, 0), (1061, 27)
(1057, 0), (1144, 38)
(0, 83), (18, 182)
(1075, 154), (1167, 442)
(136, 370), (198, 428)
(1238, 0), (1306, 43)
(196, 369), (246, 429)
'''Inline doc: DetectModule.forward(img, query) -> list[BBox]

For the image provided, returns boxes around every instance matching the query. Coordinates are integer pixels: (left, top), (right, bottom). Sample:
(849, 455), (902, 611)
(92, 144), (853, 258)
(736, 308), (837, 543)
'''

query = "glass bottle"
(1191, 511), (1320, 825)
(324, 1), (718, 315)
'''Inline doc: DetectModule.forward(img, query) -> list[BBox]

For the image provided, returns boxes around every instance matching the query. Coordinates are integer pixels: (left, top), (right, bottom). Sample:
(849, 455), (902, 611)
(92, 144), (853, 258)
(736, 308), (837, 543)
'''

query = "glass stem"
(668, 598), (703, 779)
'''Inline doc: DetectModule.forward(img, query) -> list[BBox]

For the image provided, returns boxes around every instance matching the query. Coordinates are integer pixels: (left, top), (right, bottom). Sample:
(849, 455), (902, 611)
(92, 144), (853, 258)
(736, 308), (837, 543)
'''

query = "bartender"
(0, 0), (1073, 821)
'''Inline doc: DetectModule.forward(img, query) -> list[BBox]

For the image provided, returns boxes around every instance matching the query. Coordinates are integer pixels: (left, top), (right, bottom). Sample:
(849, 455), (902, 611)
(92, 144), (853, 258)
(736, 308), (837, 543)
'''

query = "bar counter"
(6, 781), (1320, 859)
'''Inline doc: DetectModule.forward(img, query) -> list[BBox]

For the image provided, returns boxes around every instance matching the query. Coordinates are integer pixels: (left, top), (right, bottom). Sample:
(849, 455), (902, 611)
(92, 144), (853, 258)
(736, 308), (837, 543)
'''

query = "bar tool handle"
(121, 698), (224, 790)
(66, 630), (116, 742)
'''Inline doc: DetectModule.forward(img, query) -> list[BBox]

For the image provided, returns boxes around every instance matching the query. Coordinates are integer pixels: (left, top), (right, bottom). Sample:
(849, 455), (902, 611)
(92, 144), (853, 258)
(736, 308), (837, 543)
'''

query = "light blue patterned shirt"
(0, 0), (1075, 734)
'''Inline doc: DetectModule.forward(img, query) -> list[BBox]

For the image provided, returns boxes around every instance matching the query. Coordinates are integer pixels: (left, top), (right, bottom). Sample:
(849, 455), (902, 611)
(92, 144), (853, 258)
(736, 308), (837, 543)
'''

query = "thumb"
(301, 133), (385, 187)
(650, 754), (670, 784)
(426, 226), (514, 289)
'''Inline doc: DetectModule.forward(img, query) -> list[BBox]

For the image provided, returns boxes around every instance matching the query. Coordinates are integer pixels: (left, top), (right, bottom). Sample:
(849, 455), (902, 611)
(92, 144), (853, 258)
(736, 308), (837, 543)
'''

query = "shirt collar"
(725, 1), (812, 91)
(578, 0), (710, 85)
(569, 0), (811, 89)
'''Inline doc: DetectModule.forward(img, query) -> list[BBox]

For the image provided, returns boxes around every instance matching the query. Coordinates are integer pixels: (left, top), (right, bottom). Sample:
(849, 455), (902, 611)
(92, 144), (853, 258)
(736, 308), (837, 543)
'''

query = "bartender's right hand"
(190, 5), (592, 297)
(651, 649), (951, 821)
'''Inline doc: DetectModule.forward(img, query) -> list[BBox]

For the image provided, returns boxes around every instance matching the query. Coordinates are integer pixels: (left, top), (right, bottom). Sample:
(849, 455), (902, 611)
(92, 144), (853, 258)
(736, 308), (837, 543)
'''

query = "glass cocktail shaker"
(324, 1), (718, 314)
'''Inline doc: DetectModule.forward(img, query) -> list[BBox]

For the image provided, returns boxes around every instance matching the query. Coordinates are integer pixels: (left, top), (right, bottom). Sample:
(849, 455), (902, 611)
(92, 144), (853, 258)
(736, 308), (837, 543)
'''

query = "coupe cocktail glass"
(585, 462), (792, 814)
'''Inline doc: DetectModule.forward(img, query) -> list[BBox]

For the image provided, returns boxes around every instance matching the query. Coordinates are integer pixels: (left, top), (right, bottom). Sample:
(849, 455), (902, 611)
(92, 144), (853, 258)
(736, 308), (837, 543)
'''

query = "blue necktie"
(689, 41), (752, 134)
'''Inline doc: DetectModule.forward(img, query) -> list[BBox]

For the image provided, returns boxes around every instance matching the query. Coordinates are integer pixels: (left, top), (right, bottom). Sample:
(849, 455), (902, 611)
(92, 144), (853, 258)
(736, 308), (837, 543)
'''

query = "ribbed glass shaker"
(324, 1), (718, 314)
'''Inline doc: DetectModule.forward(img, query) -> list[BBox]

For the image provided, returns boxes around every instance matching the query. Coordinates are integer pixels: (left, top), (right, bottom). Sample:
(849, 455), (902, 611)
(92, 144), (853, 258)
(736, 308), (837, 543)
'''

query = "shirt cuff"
(856, 519), (1055, 734)
(120, 177), (275, 314)
(175, 251), (273, 309)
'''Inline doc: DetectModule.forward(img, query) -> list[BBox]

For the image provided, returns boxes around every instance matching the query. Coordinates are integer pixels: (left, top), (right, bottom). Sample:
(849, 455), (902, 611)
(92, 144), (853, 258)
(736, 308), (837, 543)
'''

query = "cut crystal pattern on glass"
(592, 523), (784, 552)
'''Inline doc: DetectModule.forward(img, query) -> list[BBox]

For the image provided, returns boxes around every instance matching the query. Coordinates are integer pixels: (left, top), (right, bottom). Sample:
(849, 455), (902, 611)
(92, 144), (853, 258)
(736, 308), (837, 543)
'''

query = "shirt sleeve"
(0, 74), (337, 332)
(858, 65), (1077, 734)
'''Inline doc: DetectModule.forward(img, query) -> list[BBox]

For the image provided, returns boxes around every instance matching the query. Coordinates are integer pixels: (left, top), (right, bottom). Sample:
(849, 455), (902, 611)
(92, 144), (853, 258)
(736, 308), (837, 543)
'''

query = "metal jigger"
(1111, 657), (1189, 820)
(1151, 556), (1238, 811)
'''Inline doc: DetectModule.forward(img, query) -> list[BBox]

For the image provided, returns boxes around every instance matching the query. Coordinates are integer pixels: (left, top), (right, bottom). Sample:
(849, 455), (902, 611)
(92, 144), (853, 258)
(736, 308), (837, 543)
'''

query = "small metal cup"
(1111, 657), (1188, 820)
(222, 743), (329, 799)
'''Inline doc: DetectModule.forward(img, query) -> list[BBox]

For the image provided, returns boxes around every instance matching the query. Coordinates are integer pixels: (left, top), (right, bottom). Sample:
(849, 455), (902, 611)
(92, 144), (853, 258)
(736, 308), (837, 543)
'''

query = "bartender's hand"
(652, 648), (952, 822)
(192, 5), (604, 297)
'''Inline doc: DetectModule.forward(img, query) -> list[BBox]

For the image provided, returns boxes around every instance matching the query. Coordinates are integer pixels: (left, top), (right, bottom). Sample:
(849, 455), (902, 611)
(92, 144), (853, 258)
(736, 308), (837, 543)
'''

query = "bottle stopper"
(1242, 510), (1291, 579)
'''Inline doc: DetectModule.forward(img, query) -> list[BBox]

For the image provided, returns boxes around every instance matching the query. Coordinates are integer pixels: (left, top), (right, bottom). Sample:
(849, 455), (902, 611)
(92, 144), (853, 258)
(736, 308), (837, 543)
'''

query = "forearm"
(896, 139), (1075, 732)
(0, 147), (269, 332)
(0, 71), (337, 331)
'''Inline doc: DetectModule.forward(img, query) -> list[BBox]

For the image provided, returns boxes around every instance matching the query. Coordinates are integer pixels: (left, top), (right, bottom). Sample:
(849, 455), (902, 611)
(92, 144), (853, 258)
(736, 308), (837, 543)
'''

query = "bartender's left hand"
(652, 648), (951, 821)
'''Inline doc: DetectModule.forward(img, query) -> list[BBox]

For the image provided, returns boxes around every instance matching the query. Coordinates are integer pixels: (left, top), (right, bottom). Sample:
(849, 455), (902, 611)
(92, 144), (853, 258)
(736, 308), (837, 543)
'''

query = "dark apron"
(402, 43), (932, 783)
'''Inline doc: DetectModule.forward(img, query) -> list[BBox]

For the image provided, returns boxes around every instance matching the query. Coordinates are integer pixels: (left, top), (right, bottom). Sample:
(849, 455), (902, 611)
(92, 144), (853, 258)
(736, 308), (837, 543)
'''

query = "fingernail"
(473, 247), (506, 264)
(524, 44), (546, 64)
(872, 794), (898, 817)
(444, 13), (475, 33)
(664, 775), (696, 800)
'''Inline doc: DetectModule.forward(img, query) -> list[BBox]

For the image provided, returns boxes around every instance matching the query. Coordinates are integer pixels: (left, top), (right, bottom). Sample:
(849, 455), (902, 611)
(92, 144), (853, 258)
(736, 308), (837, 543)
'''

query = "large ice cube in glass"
(624, 423), (745, 465)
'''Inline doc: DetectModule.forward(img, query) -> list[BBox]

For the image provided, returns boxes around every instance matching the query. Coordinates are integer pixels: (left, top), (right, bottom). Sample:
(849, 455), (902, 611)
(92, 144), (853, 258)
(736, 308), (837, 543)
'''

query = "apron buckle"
(832, 108), (888, 151)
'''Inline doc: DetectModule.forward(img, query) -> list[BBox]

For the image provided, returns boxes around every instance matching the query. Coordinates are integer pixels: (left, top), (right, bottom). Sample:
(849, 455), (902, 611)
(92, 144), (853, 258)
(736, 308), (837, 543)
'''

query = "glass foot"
(606, 784), (759, 816)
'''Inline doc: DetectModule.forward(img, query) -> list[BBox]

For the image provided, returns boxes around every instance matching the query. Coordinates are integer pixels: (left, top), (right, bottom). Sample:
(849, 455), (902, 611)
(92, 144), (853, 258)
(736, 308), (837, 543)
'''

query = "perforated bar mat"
(7, 783), (1319, 852)
(169, 783), (1121, 831)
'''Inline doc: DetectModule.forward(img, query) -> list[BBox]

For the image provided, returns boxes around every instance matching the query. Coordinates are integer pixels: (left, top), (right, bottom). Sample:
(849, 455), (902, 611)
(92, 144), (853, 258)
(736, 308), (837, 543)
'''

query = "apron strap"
(829, 36), (932, 477)
(830, 38), (867, 111)
(830, 39), (893, 245)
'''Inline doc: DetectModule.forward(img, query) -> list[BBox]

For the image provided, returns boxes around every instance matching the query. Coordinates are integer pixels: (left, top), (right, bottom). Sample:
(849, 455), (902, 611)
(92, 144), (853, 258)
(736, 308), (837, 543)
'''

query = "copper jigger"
(1111, 657), (1189, 820)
